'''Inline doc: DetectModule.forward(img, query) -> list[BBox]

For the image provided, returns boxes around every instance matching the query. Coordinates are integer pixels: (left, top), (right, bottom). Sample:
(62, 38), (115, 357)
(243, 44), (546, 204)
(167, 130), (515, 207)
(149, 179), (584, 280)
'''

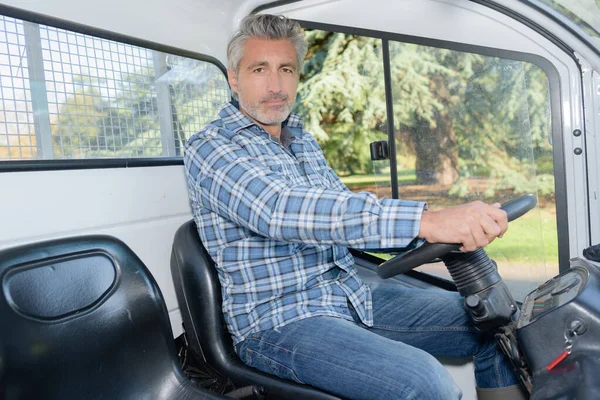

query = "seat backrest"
(170, 220), (340, 399)
(0, 235), (225, 400)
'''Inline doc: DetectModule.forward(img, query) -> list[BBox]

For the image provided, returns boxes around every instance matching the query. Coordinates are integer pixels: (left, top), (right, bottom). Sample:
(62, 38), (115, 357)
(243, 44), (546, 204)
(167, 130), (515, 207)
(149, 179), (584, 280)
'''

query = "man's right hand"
(418, 201), (508, 252)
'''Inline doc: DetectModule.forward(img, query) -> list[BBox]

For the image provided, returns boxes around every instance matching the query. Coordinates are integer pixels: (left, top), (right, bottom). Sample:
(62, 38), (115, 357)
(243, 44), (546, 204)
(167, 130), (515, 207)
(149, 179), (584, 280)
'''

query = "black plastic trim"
(0, 158), (183, 173)
(349, 249), (458, 292)
(382, 40), (399, 199)
(298, 19), (569, 63)
(583, 88), (592, 248)
(252, 0), (304, 14)
(469, 1), (580, 59)
(296, 19), (570, 271)
(478, 0), (599, 59)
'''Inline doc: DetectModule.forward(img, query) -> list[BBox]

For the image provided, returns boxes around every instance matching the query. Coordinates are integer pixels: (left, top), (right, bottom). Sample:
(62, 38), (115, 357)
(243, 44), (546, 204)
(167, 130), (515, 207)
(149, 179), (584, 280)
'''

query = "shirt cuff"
(378, 198), (427, 249)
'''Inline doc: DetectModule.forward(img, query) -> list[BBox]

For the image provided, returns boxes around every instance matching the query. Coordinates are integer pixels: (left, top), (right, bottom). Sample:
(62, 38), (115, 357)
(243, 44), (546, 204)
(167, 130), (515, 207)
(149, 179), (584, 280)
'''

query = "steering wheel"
(377, 194), (538, 279)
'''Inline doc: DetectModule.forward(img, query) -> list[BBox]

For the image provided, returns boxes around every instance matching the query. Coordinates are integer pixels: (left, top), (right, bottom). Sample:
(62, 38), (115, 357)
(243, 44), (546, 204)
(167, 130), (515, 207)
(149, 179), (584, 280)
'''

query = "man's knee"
(379, 353), (461, 400)
(345, 359), (461, 400)
(414, 358), (462, 400)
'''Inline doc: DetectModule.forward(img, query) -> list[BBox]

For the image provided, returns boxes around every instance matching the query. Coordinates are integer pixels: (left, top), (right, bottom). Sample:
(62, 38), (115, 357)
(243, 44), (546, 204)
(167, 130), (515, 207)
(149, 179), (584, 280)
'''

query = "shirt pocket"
(256, 152), (305, 182)
(299, 159), (329, 188)
(304, 152), (344, 188)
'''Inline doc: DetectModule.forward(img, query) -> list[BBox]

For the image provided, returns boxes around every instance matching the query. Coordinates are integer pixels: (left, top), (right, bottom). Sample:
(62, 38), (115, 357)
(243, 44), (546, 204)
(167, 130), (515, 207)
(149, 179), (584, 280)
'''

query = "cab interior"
(1, 0), (599, 399)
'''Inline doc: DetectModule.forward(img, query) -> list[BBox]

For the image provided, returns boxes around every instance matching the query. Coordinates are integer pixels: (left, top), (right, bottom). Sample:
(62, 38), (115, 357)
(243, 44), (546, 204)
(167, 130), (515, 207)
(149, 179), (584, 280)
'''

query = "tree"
(297, 30), (553, 197)
(50, 70), (170, 158)
(388, 44), (480, 185)
(50, 58), (229, 160)
(297, 31), (386, 175)
(50, 76), (109, 158)
(0, 111), (37, 160)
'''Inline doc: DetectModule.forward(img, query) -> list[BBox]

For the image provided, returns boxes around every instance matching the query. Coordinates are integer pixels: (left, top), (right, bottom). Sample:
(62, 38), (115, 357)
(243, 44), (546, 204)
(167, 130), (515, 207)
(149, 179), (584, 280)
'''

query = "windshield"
(533, 0), (600, 38)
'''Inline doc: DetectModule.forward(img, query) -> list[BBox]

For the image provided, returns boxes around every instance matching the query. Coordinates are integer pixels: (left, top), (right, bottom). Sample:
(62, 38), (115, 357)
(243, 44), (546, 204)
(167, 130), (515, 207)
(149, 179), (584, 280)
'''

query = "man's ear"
(227, 69), (238, 94)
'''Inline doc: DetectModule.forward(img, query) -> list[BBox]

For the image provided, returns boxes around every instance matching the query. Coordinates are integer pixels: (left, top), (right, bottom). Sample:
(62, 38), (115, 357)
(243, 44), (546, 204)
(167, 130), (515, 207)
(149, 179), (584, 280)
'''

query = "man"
(184, 13), (526, 400)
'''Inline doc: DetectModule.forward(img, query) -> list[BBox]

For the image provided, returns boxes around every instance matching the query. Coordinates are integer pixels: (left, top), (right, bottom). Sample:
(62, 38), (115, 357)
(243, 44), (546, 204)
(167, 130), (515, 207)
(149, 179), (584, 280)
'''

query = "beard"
(237, 91), (295, 126)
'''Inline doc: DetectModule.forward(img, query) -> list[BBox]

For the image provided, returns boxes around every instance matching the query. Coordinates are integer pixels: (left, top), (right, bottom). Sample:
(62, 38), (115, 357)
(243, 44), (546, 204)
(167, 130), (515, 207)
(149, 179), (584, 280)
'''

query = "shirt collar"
(218, 100), (304, 135)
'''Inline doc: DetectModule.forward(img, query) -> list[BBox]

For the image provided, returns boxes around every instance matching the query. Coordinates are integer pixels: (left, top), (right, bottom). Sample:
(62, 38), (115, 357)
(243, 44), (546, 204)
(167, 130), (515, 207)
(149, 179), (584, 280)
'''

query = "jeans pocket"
(245, 348), (304, 384)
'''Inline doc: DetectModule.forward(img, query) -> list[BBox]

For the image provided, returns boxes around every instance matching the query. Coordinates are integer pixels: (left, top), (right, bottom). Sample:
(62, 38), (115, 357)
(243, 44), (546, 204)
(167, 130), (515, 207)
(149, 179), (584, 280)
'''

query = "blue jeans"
(236, 282), (519, 400)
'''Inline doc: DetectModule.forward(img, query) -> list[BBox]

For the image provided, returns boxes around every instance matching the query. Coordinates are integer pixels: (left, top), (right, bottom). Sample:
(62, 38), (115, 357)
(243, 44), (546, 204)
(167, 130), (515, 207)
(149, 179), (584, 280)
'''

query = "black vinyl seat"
(171, 220), (341, 400)
(0, 235), (228, 400)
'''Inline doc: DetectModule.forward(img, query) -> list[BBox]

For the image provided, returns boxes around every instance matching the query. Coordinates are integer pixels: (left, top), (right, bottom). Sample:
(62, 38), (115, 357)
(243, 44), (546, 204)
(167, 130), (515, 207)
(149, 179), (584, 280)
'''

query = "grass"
(339, 174), (391, 185)
(340, 173), (559, 265)
(340, 170), (417, 186)
(485, 208), (558, 264)
(369, 209), (558, 266)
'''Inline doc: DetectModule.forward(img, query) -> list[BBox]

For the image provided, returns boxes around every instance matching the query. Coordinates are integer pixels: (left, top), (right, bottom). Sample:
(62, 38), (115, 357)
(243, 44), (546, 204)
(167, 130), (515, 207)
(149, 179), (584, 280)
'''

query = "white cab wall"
(0, 2), (591, 398)
(0, 166), (191, 334)
(0, 0), (267, 335)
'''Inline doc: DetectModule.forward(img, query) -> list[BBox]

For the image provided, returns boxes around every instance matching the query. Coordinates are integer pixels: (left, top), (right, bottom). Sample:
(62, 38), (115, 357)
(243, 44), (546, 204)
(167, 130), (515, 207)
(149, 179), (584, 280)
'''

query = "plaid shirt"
(184, 102), (426, 345)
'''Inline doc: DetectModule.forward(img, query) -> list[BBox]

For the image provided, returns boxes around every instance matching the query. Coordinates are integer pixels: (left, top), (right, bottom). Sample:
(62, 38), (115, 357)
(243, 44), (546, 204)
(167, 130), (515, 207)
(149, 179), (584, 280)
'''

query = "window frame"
(296, 19), (569, 272)
(0, 3), (230, 172)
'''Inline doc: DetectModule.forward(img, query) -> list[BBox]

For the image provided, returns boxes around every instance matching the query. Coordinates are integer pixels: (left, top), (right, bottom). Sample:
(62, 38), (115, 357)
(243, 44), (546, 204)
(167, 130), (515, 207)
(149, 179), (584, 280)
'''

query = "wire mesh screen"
(42, 26), (161, 158)
(0, 15), (230, 161)
(0, 16), (36, 160)
(167, 56), (231, 144)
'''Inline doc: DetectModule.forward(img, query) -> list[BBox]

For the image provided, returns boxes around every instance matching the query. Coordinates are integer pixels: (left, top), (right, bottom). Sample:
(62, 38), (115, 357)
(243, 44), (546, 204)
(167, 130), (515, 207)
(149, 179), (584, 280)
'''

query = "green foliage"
(319, 124), (381, 175)
(486, 208), (558, 264)
(297, 29), (555, 196)
(50, 58), (228, 159)
(496, 171), (556, 197)
(389, 44), (471, 129)
(297, 32), (387, 174)
(50, 72), (162, 158)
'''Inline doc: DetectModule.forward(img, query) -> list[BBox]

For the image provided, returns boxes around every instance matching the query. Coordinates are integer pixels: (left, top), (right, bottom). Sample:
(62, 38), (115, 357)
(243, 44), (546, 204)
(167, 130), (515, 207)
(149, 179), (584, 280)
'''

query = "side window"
(297, 31), (391, 196)
(0, 15), (229, 161)
(298, 29), (558, 300)
(388, 41), (557, 299)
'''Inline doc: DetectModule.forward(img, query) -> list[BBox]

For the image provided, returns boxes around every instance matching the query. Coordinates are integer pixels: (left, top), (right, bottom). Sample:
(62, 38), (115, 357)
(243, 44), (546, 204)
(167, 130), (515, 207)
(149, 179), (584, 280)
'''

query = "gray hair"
(227, 14), (307, 73)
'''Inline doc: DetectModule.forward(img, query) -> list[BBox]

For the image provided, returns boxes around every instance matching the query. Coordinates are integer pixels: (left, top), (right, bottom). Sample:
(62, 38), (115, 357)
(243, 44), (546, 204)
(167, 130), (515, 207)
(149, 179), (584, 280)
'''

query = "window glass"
(297, 28), (558, 300)
(0, 15), (229, 161)
(297, 30), (391, 196)
(387, 41), (557, 300)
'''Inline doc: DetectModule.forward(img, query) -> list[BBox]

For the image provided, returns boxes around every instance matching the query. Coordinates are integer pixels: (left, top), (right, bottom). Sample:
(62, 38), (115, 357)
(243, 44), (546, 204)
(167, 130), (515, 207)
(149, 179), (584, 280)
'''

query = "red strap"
(546, 350), (569, 371)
